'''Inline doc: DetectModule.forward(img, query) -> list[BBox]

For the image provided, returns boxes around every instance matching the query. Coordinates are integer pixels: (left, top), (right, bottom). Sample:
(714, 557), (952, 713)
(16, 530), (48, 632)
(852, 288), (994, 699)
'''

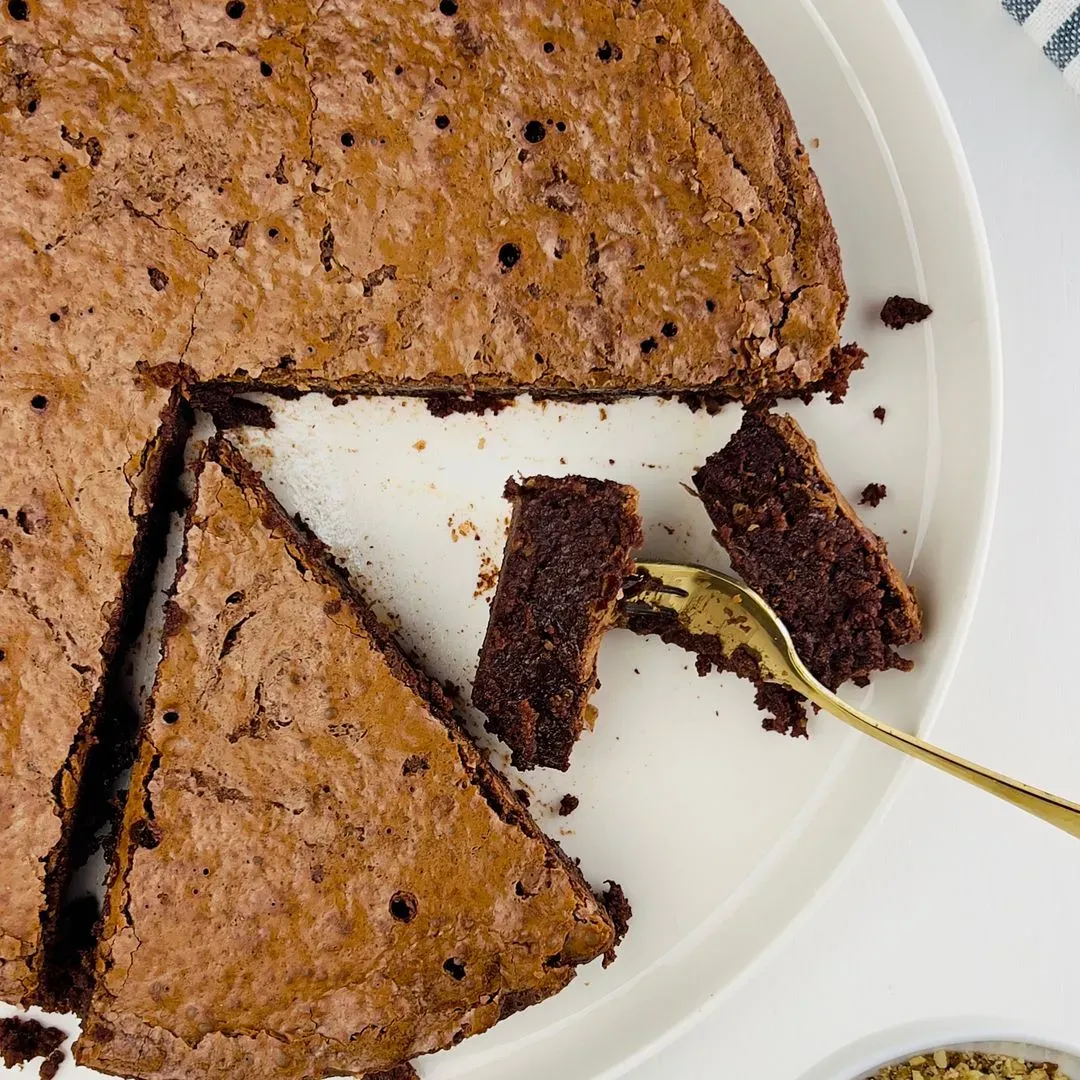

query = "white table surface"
(627, 1), (1080, 1077)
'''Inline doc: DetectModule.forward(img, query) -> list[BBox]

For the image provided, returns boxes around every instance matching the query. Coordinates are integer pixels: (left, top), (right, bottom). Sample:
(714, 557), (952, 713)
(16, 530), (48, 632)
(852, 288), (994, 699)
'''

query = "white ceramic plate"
(12, 0), (1000, 1078)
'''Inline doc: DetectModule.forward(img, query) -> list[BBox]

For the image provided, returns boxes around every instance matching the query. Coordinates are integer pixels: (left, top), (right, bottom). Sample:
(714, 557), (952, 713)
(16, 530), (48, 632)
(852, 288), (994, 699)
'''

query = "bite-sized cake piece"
(0, 1015), (66, 1069)
(692, 411), (922, 704)
(880, 295), (933, 330)
(474, 477), (643, 771)
(77, 439), (614, 1080)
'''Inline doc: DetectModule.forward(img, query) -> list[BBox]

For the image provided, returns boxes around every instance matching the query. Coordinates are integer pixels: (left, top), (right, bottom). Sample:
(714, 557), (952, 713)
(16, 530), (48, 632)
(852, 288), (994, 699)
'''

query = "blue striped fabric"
(1003, 0), (1080, 89)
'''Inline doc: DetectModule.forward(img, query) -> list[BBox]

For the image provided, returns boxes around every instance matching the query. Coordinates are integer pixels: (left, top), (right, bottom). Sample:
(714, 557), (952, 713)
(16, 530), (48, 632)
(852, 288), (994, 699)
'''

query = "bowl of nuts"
(864, 1046), (1076, 1080)
(797, 1022), (1080, 1080)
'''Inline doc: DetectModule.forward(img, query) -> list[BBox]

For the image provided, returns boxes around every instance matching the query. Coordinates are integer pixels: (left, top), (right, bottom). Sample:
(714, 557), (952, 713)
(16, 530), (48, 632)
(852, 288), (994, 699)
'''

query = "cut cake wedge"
(77, 439), (613, 1080)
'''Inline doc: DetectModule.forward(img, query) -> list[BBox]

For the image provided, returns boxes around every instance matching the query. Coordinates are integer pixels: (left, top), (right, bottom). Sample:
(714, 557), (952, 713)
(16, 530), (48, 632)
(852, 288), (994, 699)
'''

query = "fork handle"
(799, 680), (1080, 840)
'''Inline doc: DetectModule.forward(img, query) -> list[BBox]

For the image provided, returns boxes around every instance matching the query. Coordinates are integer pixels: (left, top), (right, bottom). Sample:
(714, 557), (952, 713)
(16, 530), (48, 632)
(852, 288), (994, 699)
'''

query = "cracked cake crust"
(473, 476), (644, 771)
(3, 0), (849, 400)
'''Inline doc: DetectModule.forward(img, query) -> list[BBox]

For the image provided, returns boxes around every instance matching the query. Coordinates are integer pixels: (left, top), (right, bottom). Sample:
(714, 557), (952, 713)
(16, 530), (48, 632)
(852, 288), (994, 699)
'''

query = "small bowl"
(796, 1019), (1080, 1080)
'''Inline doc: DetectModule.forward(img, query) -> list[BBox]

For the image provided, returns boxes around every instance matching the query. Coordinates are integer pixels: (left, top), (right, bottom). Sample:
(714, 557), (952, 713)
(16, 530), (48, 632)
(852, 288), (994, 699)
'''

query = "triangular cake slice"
(78, 438), (613, 1079)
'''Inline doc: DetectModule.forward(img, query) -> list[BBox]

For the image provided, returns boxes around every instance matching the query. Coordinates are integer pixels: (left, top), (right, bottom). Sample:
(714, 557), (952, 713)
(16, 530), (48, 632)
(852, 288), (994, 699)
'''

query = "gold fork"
(626, 561), (1080, 839)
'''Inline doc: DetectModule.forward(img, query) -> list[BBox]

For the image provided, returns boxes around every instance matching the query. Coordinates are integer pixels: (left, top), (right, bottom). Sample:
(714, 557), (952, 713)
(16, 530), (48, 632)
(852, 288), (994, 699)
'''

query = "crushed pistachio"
(865, 1049), (1067, 1080)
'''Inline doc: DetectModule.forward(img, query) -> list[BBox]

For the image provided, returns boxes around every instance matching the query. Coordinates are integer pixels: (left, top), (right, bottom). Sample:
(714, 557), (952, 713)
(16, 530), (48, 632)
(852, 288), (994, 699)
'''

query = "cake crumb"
(599, 407), (608, 421)
(860, 482), (887, 508)
(811, 136), (820, 148)
(477, 436), (486, 449)
(873, 405), (887, 423)
(40, 1048), (66, 1080)
(331, 394), (349, 406)
(448, 516), (478, 543)
(425, 393), (511, 418)
(558, 793), (579, 816)
(596, 880), (632, 967)
(880, 295), (932, 329)
(413, 439), (426, 451)
(865, 1048), (1065, 1079)
(514, 788), (531, 807)
(0, 1017), (66, 1068)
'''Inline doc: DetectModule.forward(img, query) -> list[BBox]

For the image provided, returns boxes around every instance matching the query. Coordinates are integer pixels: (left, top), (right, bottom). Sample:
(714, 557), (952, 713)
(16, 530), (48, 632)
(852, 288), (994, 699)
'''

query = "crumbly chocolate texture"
(39, 1047), (66, 1080)
(558, 794), (580, 817)
(0, 1015), (65, 1067)
(627, 608), (809, 738)
(368, 1066), (420, 1080)
(596, 881), (633, 968)
(880, 295), (933, 330)
(692, 412), (922, 696)
(78, 438), (614, 1080)
(425, 394), (513, 419)
(473, 476), (643, 771)
(860, 482), (887, 508)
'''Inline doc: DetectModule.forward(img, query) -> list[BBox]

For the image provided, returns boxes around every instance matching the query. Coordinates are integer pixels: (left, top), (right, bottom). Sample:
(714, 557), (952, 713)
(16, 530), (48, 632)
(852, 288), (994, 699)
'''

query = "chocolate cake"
(77, 439), (614, 1080)
(1, 0), (857, 1014)
(691, 412), (922, 698)
(473, 477), (643, 771)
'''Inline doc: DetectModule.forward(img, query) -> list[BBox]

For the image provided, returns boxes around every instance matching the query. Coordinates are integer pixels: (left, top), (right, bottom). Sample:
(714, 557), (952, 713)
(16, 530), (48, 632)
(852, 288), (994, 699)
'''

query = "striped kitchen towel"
(1003, 0), (1080, 90)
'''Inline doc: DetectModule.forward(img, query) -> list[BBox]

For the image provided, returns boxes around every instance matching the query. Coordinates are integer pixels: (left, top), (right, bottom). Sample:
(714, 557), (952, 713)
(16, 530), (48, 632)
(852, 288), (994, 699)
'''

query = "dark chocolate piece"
(860, 482), (888, 508)
(692, 411), (922, 696)
(473, 476), (643, 771)
(880, 295), (932, 330)
(0, 1016), (65, 1068)
(596, 881), (632, 968)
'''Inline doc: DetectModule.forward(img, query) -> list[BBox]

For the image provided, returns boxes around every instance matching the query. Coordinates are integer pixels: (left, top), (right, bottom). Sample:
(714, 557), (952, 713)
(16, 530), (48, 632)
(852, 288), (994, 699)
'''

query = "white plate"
(15, 0), (1000, 1078)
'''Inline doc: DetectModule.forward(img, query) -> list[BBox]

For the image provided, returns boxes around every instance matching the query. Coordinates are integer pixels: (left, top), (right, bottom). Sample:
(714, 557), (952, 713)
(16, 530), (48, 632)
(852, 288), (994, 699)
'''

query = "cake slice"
(77, 440), (613, 1080)
(683, 411), (922, 730)
(473, 477), (643, 771)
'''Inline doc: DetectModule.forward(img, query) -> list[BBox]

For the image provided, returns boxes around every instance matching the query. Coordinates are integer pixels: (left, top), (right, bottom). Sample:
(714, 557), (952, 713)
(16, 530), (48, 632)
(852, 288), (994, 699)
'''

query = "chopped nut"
(865, 1049), (1069, 1080)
